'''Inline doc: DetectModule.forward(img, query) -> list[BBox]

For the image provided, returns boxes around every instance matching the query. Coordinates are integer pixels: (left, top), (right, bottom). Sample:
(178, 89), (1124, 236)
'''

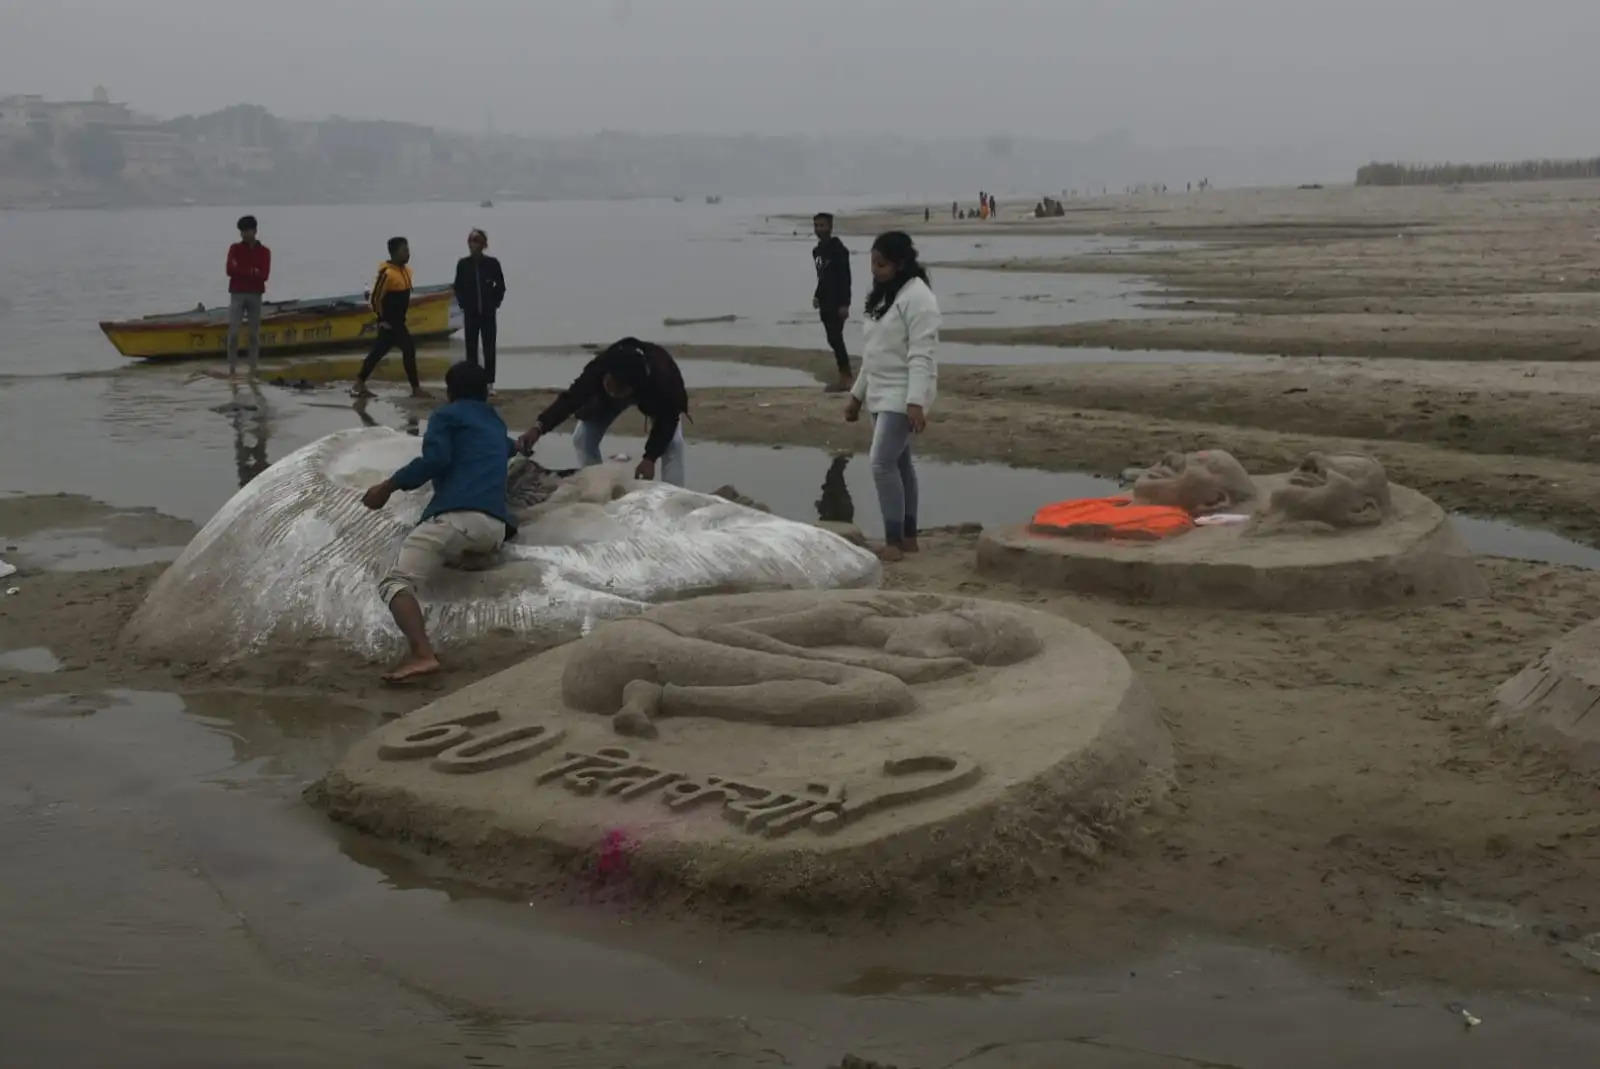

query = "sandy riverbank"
(5, 492), (1599, 998)
(839, 181), (1600, 362)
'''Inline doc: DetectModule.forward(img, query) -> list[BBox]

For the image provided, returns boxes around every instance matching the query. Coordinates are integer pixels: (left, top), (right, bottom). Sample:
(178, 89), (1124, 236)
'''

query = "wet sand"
(6, 496), (1600, 1000)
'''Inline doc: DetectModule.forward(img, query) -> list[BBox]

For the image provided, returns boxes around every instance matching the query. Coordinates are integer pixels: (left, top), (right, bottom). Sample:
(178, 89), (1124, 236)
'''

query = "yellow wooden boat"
(100, 284), (460, 360)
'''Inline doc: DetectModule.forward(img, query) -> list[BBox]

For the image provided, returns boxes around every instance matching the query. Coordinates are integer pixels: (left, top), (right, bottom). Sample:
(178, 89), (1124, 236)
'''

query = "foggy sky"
(4, 0), (1597, 163)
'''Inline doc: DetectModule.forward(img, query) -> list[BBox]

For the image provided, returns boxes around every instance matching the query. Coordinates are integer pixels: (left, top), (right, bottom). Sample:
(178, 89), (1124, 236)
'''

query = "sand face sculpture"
(1131, 450), (1259, 515)
(1258, 452), (1393, 531)
(316, 590), (1171, 902)
(980, 448), (1485, 610)
(123, 428), (880, 662)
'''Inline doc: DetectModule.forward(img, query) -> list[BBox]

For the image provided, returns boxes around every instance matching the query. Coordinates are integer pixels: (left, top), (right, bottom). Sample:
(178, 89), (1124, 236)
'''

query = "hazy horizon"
(4, 0), (1598, 164)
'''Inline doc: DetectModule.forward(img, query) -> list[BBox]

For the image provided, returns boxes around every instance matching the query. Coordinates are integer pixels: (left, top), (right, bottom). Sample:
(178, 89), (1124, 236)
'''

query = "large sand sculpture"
(980, 450), (1486, 610)
(123, 428), (880, 662)
(315, 590), (1172, 902)
(1491, 620), (1600, 766)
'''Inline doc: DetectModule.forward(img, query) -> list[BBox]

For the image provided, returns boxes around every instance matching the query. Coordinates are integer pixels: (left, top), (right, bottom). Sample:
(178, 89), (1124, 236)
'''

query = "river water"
(3, 198), (1599, 1066)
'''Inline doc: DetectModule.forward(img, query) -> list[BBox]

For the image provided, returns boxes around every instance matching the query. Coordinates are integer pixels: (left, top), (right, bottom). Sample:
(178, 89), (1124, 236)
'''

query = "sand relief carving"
(1252, 452), (1394, 533)
(374, 709), (982, 839)
(1132, 450), (1260, 516)
(558, 592), (1046, 738)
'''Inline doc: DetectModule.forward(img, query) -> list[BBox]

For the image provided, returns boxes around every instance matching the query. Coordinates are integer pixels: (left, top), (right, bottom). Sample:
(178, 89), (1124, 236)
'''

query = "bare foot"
(612, 710), (659, 739)
(876, 544), (906, 563)
(612, 680), (663, 737)
(410, 388), (432, 399)
(902, 537), (921, 553)
(382, 654), (441, 683)
(350, 382), (375, 398)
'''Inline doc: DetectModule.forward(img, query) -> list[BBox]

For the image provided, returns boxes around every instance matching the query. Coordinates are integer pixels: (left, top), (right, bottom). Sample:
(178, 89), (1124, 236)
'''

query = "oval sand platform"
(976, 477), (1487, 611)
(1491, 619), (1600, 766)
(315, 590), (1172, 904)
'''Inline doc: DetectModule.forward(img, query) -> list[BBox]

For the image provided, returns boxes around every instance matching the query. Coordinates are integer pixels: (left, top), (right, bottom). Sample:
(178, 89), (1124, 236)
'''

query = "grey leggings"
(869, 411), (919, 544)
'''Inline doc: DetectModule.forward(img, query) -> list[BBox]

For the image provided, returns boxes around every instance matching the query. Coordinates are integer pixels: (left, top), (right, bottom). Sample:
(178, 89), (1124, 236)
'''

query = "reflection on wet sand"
(816, 454), (854, 524)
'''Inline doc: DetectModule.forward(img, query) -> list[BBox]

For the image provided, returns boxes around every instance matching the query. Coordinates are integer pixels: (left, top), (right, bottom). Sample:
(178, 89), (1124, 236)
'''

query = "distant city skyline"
(4, 0), (1598, 164)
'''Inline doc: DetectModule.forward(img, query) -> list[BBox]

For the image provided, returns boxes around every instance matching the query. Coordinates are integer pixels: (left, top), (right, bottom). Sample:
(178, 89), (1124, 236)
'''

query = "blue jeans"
(869, 411), (918, 544)
(572, 407), (687, 486)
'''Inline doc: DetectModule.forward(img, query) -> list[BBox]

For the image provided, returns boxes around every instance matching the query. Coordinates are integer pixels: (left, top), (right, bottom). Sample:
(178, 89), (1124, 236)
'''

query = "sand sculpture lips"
(122, 427), (881, 662)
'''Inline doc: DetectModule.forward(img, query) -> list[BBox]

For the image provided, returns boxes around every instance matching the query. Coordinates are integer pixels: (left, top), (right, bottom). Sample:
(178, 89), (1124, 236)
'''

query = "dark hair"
(864, 231), (930, 320)
(237, 215), (257, 231)
(387, 235), (408, 258)
(445, 360), (489, 402)
(813, 212), (834, 222)
(468, 227), (487, 243)
(597, 337), (689, 416)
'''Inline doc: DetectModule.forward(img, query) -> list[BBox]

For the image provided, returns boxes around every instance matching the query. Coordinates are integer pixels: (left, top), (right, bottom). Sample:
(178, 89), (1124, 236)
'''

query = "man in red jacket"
(225, 214), (271, 378)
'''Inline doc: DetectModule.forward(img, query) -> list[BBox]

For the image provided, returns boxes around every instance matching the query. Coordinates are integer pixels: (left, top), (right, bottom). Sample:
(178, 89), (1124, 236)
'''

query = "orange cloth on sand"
(1029, 497), (1194, 541)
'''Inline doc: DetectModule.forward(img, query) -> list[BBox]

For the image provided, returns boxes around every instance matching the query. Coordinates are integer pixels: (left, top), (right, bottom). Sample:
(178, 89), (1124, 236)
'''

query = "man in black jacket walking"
(811, 212), (853, 393)
(453, 228), (507, 390)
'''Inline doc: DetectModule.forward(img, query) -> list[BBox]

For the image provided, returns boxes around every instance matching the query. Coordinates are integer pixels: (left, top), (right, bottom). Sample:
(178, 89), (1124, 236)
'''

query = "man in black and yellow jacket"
(352, 236), (426, 398)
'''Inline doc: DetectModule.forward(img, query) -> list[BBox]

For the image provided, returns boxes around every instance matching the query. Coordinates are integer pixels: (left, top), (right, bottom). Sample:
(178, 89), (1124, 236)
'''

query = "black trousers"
(464, 311), (498, 383)
(819, 307), (851, 375)
(358, 323), (418, 390)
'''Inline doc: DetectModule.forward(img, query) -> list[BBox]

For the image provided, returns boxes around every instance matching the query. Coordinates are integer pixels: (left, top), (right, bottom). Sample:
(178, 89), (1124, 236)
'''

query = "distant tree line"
(1356, 157), (1600, 187)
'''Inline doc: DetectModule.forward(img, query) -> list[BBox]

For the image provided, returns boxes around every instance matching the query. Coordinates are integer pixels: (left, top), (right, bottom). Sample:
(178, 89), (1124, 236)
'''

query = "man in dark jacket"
(811, 212), (853, 393)
(452, 228), (507, 390)
(361, 361), (519, 682)
(516, 338), (689, 485)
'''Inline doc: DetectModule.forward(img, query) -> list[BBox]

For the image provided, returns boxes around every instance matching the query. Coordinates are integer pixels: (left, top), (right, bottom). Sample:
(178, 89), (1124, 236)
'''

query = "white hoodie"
(851, 276), (940, 415)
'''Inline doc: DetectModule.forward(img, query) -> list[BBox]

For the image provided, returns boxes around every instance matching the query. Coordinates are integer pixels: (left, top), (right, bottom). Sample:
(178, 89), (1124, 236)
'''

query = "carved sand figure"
(1257, 452), (1393, 531)
(561, 593), (1044, 737)
(1132, 449), (1259, 515)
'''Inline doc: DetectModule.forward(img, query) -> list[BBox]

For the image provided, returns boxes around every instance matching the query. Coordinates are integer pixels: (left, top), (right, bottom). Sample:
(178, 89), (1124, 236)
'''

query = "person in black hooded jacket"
(515, 338), (689, 485)
(453, 228), (507, 389)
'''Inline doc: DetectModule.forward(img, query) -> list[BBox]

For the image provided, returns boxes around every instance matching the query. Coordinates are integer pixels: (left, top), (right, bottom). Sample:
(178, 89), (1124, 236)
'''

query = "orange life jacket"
(1029, 497), (1194, 541)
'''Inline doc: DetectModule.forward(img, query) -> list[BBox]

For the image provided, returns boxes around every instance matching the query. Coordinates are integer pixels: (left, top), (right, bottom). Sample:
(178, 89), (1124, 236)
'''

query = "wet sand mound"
(976, 476), (1487, 611)
(1491, 619), (1600, 766)
(316, 590), (1171, 904)
(122, 428), (880, 662)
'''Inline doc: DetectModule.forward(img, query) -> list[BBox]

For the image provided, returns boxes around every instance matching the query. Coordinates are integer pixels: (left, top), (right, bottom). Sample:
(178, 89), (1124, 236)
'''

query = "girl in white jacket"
(844, 231), (940, 562)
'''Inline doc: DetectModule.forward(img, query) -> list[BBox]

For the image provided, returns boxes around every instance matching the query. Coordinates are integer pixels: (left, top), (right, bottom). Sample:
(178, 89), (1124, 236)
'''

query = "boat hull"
(100, 285), (461, 361)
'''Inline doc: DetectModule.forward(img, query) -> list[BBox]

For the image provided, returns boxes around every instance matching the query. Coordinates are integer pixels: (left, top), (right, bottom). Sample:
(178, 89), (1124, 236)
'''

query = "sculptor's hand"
(836, 305), (849, 321)
(634, 457), (657, 481)
(844, 396), (862, 423)
(812, 296), (820, 310)
(362, 481), (394, 510)
(906, 404), (927, 433)
(516, 426), (542, 454)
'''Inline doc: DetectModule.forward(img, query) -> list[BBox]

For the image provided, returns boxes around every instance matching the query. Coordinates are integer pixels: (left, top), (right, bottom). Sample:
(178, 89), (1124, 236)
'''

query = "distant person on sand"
(361, 361), (518, 682)
(811, 212), (854, 393)
(845, 231), (940, 562)
(452, 228), (506, 393)
(225, 214), (270, 378)
(352, 236), (426, 398)
(951, 200), (958, 219)
(989, 195), (999, 219)
(516, 337), (690, 486)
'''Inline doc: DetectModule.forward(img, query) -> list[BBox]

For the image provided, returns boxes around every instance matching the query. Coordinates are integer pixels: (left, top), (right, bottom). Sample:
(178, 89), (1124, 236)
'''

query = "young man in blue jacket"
(361, 361), (518, 682)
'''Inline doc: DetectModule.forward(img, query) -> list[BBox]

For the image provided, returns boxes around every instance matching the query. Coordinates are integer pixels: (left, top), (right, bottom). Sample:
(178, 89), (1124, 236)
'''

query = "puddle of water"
(1452, 515), (1600, 570)
(0, 646), (63, 674)
(6, 530), (182, 573)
